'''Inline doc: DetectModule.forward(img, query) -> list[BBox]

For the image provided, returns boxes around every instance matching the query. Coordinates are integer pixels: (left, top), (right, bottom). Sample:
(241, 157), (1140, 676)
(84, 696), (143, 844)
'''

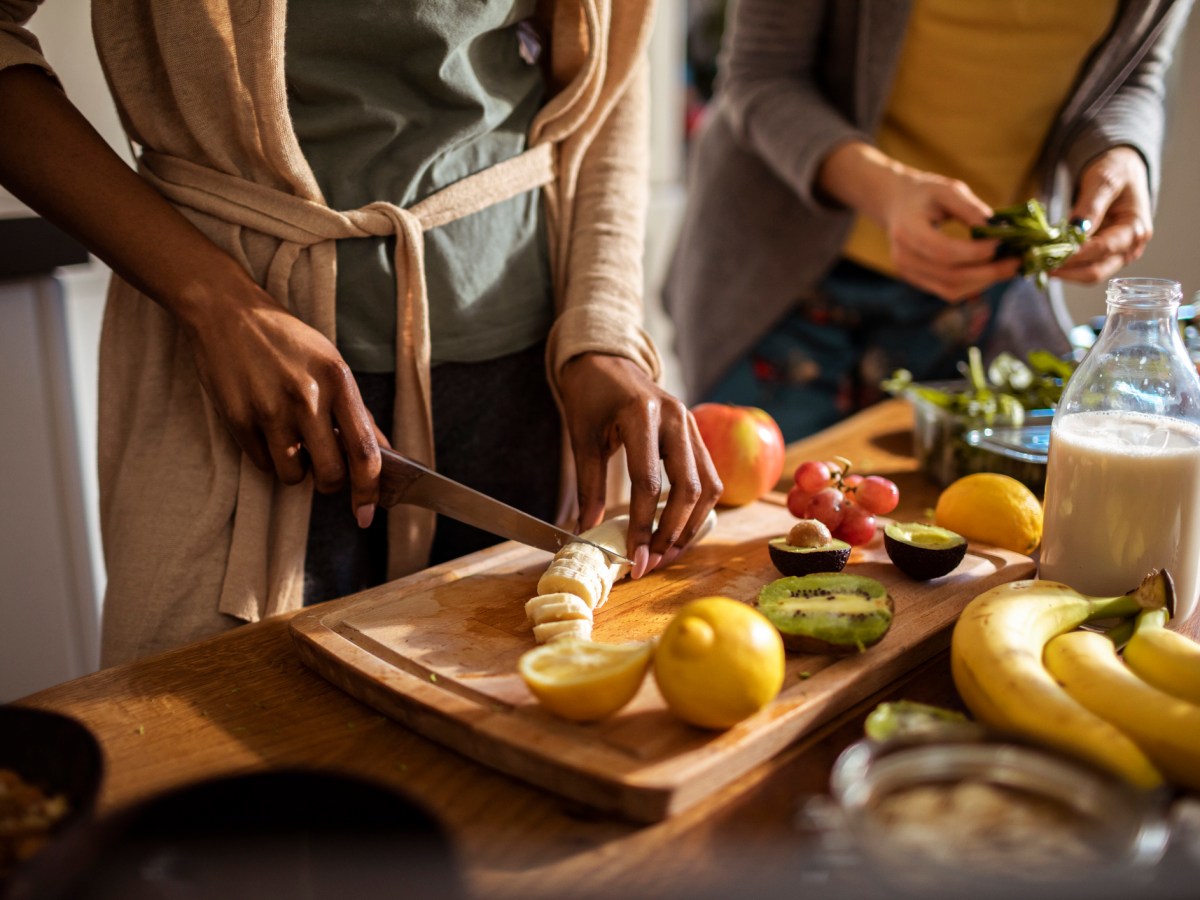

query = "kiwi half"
(884, 522), (967, 580)
(755, 573), (893, 654)
(767, 536), (851, 576)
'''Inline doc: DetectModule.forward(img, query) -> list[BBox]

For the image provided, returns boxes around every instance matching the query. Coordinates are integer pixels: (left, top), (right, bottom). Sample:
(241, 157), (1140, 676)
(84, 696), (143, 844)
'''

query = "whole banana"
(951, 575), (1169, 789)
(1122, 609), (1200, 705)
(1045, 629), (1200, 793)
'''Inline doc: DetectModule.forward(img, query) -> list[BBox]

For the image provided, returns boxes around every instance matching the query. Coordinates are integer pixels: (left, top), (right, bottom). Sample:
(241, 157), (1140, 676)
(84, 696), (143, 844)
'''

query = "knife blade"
(377, 448), (632, 565)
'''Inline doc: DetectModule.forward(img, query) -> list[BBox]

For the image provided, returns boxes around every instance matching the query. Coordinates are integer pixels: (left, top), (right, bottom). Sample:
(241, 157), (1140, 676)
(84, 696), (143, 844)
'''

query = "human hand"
(879, 168), (1023, 301)
(817, 142), (1020, 301)
(557, 352), (723, 579)
(182, 283), (383, 528)
(1054, 147), (1152, 284)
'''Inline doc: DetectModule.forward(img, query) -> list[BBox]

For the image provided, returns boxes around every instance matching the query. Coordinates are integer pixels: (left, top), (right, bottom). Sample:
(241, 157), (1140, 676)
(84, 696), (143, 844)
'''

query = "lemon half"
(934, 472), (1043, 555)
(518, 638), (653, 722)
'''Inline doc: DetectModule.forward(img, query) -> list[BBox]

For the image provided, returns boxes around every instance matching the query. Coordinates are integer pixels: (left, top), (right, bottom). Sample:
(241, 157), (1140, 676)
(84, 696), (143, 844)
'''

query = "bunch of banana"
(1122, 608), (1200, 705)
(1044, 627), (1200, 792)
(950, 571), (1172, 789)
(525, 509), (718, 644)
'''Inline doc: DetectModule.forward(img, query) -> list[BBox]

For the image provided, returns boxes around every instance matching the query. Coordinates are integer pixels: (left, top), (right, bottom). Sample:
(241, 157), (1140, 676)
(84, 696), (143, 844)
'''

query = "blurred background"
(3, 1), (1198, 700)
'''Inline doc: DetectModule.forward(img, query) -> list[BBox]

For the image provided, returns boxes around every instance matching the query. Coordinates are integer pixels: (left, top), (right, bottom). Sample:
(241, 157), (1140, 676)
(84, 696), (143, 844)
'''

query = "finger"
(572, 438), (609, 534)
(648, 401), (702, 560)
(1055, 221), (1148, 282)
(299, 415), (346, 496)
(1071, 169), (1123, 232)
(261, 423), (308, 485)
(235, 424), (275, 474)
(1051, 238), (1128, 284)
(371, 416), (393, 451)
(660, 414), (723, 568)
(622, 402), (664, 579)
(896, 253), (1021, 302)
(900, 224), (1002, 267)
(934, 179), (994, 228)
(328, 365), (381, 528)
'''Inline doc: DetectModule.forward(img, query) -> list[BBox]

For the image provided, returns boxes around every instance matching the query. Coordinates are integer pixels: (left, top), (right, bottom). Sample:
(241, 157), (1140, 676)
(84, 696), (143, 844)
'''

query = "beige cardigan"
(1, 0), (661, 664)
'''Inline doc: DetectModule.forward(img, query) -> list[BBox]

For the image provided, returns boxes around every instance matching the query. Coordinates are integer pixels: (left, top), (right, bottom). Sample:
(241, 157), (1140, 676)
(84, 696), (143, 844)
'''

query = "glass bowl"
(907, 384), (1051, 494)
(830, 738), (1169, 890)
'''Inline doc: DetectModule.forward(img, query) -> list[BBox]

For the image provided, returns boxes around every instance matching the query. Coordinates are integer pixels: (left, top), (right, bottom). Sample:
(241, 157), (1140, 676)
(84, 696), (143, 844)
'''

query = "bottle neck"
(1099, 277), (1183, 348)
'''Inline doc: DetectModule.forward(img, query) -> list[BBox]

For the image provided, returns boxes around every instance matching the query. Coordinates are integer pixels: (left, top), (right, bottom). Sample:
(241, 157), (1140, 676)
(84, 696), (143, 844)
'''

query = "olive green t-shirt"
(286, 0), (553, 371)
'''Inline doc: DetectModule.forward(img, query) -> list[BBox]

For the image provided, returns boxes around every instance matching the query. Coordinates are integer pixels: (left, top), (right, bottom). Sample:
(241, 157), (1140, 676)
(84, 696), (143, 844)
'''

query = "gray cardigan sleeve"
(1061, 1), (1193, 206)
(717, 0), (869, 211)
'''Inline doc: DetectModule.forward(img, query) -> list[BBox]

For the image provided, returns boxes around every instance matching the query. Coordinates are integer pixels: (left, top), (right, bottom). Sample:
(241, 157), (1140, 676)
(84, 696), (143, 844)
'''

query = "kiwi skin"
(755, 574), (894, 655)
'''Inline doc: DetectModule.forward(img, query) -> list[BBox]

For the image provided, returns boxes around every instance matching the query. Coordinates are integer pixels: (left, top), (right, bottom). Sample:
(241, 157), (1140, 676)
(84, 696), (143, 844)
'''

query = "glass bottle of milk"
(1040, 278), (1200, 625)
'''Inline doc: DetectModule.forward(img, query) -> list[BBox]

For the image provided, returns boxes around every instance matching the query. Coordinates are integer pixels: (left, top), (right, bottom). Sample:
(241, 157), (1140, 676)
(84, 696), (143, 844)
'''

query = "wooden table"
(9, 399), (1191, 897)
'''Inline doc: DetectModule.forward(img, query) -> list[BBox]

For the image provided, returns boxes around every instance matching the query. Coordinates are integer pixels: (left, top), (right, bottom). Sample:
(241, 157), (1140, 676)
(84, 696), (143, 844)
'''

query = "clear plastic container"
(908, 382), (1050, 493)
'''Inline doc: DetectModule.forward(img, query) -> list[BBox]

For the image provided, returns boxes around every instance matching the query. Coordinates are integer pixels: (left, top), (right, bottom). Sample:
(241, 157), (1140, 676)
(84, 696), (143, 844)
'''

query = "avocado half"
(884, 522), (967, 581)
(767, 536), (851, 576)
(755, 573), (893, 654)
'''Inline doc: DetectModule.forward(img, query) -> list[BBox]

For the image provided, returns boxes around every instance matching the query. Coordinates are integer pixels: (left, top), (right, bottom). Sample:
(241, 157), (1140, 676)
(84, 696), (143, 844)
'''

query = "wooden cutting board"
(290, 495), (1036, 822)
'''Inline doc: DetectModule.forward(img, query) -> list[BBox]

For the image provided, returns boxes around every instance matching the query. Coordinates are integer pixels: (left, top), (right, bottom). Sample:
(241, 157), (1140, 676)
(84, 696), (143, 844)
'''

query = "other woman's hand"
(817, 141), (1021, 301)
(1054, 147), (1153, 284)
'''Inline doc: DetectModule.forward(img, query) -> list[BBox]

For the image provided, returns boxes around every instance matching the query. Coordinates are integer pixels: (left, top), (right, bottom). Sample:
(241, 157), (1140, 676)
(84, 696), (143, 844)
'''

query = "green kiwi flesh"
(767, 536), (851, 576)
(755, 573), (893, 654)
(863, 700), (984, 743)
(883, 522), (967, 580)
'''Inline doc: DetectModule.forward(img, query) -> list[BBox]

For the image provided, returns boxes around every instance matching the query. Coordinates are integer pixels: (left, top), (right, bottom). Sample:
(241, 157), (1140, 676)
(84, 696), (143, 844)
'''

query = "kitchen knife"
(378, 447), (632, 565)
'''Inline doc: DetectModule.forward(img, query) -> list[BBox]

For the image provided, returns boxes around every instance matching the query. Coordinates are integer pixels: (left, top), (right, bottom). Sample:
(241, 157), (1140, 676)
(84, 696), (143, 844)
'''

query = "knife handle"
(378, 449), (426, 508)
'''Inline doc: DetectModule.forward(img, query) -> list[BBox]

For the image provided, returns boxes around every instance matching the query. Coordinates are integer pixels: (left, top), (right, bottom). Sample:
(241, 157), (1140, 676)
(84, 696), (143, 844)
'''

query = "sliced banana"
(537, 560), (608, 610)
(525, 592), (592, 624)
(526, 508), (719, 644)
(533, 618), (593, 643)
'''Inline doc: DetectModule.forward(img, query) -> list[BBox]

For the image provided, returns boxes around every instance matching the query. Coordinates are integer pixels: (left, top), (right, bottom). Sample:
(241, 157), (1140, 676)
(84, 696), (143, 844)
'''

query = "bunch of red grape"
(786, 457), (900, 547)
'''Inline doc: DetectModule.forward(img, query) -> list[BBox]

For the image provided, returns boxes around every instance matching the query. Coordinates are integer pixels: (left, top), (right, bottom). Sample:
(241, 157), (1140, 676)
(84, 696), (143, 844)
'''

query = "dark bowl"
(0, 707), (104, 895)
(9, 768), (463, 900)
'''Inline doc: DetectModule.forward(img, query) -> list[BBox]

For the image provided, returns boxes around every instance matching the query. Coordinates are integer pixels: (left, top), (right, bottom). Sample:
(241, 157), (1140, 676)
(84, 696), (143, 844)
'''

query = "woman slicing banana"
(0, 0), (721, 665)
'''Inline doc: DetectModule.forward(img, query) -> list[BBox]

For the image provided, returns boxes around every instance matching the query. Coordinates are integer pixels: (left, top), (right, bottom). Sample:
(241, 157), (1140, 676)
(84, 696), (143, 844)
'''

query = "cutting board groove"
(290, 495), (1035, 822)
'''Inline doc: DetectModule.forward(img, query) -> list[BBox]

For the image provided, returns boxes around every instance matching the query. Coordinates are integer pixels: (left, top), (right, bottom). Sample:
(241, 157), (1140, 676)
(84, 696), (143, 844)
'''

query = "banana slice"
(525, 592), (592, 625)
(537, 559), (608, 610)
(533, 618), (593, 644)
(526, 508), (720, 644)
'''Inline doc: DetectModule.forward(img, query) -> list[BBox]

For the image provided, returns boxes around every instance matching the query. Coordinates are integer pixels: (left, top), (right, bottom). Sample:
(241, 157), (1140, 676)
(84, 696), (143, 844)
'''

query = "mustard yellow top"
(843, 0), (1118, 276)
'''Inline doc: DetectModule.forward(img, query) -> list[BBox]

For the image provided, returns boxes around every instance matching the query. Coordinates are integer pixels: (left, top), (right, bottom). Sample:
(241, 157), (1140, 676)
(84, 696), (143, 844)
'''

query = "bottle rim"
(1106, 277), (1182, 308)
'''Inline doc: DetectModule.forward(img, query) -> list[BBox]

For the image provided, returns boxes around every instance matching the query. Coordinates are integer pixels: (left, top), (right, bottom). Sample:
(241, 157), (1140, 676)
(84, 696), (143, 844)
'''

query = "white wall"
(0, 1), (127, 699)
(1033, 12), (1198, 323)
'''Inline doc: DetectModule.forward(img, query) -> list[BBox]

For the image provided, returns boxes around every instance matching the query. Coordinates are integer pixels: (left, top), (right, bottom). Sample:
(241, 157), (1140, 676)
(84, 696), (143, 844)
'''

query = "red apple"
(691, 403), (786, 507)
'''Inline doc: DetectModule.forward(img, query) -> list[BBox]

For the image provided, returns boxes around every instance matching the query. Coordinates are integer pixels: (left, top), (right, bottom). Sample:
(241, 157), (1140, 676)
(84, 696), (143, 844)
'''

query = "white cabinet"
(0, 274), (102, 700)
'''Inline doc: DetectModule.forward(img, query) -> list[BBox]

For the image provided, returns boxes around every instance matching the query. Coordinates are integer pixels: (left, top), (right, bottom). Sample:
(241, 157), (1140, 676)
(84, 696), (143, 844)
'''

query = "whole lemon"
(653, 597), (785, 729)
(934, 473), (1043, 554)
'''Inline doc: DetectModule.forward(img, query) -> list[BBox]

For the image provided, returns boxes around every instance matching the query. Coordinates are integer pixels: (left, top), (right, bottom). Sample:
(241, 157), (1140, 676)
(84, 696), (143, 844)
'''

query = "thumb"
(937, 180), (994, 228)
(1071, 163), (1121, 235)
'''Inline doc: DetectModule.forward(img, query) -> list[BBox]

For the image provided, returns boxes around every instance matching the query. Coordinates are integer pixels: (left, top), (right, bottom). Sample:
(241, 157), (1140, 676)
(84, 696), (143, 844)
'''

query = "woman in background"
(666, 0), (1192, 441)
